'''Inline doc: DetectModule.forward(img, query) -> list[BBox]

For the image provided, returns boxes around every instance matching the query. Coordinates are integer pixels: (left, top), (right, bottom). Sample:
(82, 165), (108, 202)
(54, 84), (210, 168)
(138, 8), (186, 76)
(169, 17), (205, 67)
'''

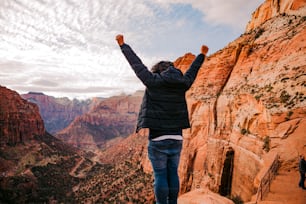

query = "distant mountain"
(0, 86), (154, 203)
(0, 86), (92, 203)
(56, 91), (143, 151)
(22, 92), (101, 134)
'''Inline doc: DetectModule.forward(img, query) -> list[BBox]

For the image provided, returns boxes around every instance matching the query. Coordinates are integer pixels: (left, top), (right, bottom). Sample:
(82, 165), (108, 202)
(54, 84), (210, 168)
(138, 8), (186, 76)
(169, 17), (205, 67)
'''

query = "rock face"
(0, 86), (154, 203)
(0, 86), (45, 146)
(22, 92), (96, 134)
(166, 0), (306, 202)
(56, 91), (143, 151)
(178, 188), (234, 204)
(246, 0), (306, 32)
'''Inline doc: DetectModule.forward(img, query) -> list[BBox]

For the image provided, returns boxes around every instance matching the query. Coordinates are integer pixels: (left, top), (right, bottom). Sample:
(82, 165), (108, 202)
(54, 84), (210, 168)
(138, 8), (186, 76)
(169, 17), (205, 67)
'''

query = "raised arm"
(116, 34), (153, 86)
(183, 45), (209, 89)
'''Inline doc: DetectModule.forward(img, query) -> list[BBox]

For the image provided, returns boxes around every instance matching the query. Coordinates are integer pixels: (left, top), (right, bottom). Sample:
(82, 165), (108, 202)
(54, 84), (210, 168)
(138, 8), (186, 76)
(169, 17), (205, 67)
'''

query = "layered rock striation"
(0, 86), (45, 146)
(0, 86), (152, 203)
(22, 92), (96, 134)
(169, 0), (306, 202)
(246, 0), (306, 32)
(56, 91), (143, 151)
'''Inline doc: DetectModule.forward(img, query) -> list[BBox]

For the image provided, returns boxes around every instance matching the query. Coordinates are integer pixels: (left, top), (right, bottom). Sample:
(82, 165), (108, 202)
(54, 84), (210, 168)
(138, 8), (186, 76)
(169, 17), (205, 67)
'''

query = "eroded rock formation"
(0, 86), (45, 146)
(56, 91), (143, 151)
(22, 92), (96, 134)
(0, 86), (154, 203)
(246, 0), (306, 32)
(169, 0), (306, 202)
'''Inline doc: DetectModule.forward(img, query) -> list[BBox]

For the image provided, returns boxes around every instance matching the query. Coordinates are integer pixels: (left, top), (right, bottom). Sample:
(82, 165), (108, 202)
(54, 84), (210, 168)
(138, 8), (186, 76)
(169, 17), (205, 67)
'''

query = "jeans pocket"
(148, 145), (167, 170)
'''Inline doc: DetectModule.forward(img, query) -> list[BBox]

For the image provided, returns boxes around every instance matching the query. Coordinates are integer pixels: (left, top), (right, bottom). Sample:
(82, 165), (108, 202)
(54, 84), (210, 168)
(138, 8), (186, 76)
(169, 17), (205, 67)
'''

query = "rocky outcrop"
(56, 91), (143, 151)
(178, 188), (234, 204)
(0, 86), (152, 203)
(246, 0), (306, 32)
(0, 86), (45, 146)
(170, 0), (306, 202)
(22, 92), (97, 134)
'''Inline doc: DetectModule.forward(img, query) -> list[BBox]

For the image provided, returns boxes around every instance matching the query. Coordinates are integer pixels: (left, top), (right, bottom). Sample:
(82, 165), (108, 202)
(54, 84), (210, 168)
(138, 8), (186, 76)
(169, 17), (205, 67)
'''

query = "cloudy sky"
(0, 0), (264, 99)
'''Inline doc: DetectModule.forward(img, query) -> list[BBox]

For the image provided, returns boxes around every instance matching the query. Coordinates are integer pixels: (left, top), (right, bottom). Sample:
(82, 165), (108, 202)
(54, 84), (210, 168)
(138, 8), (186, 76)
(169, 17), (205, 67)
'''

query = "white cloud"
(0, 0), (264, 99)
(154, 0), (264, 30)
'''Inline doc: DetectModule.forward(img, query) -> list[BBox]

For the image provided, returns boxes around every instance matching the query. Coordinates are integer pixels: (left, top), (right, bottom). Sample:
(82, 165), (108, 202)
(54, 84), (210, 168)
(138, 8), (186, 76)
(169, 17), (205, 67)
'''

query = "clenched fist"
(116, 34), (124, 46)
(201, 45), (209, 56)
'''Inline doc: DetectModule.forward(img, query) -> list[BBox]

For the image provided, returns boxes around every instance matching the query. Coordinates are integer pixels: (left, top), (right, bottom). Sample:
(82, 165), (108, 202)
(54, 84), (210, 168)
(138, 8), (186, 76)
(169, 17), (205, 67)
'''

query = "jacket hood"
(160, 66), (184, 84)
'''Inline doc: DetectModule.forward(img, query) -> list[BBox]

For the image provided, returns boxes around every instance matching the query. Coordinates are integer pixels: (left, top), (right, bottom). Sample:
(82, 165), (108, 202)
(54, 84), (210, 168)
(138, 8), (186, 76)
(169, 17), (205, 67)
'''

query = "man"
(116, 34), (208, 204)
(299, 154), (306, 189)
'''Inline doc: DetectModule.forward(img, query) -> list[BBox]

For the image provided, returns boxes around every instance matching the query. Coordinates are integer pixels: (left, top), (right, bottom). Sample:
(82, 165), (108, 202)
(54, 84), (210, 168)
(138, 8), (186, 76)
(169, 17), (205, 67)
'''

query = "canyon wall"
(0, 86), (97, 203)
(246, 0), (306, 32)
(56, 91), (143, 151)
(0, 86), (45, 146)
(22, 92), (96, 134)
(170, 0), (306, 201)
(0, 86), (154, 203)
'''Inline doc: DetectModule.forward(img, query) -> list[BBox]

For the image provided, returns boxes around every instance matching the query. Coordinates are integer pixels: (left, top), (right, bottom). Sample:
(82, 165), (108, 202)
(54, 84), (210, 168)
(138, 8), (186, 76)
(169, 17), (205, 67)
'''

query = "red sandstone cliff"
(22, 92), (97, 134)
(0, 86), (152, 203)
(56, 91), (143, 151)
(246, 0), (306, 32)
(93, 1), (306, 202)
(173, 0), (306, 203)
(128, 0), (306, 203)
(0, 85), (96, 203)
(0, 86), (45, 145)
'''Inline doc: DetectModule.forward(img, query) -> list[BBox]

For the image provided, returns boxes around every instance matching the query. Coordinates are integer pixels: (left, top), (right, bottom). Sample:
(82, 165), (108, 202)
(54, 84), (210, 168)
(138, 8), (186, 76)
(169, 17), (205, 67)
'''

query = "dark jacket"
(120, 44), (205, 137)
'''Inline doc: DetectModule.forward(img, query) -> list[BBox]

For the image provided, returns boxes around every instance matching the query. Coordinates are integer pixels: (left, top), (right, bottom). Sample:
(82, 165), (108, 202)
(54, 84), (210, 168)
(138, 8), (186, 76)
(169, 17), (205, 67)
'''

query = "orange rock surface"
(164, 0), (306, 203)
(246, 0), (306, 32)
(178, 188), (234, 204)
(111, 1), (305, 203)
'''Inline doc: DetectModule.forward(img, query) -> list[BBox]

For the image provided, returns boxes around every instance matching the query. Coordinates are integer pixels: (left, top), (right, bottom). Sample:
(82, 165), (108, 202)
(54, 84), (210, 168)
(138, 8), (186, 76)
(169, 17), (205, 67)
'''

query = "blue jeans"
(148, 139), (183, 204)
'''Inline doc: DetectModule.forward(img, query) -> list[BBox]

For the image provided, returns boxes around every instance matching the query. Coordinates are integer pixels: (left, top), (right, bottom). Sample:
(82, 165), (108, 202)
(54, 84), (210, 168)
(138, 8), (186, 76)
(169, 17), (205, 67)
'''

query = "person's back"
(116, 34), (209, 204)
(137, 66), (191, 138)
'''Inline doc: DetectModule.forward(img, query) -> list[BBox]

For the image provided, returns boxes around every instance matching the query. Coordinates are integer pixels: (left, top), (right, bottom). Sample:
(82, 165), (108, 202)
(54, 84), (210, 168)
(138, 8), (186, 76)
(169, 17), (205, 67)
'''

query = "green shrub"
(280, 90), (290, 103)
(229, 195), (243, 204)
(285, 111), (293, 120)
(255, 28), (265, 39)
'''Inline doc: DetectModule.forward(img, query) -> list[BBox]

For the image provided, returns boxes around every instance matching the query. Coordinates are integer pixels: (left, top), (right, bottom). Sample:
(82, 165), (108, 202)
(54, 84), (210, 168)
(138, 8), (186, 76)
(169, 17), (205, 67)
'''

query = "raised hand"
(116, 34), (124, 46)
(201, 45), (209, 56)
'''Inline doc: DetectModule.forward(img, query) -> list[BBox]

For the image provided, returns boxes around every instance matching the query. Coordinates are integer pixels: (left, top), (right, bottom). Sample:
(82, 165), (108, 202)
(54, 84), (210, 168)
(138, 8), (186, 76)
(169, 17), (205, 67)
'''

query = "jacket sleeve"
(183, 54), (205, 89)
(120, 43), (154, 87)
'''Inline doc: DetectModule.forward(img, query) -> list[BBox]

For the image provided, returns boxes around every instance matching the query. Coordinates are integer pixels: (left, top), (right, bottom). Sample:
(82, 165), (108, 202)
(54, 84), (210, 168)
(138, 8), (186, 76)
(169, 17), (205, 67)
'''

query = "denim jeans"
(148, 139), (183, 204)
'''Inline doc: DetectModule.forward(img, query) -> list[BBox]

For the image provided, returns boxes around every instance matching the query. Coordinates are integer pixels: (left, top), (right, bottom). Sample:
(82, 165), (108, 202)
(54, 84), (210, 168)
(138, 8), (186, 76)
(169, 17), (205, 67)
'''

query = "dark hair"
(151, 61), (174, 73)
